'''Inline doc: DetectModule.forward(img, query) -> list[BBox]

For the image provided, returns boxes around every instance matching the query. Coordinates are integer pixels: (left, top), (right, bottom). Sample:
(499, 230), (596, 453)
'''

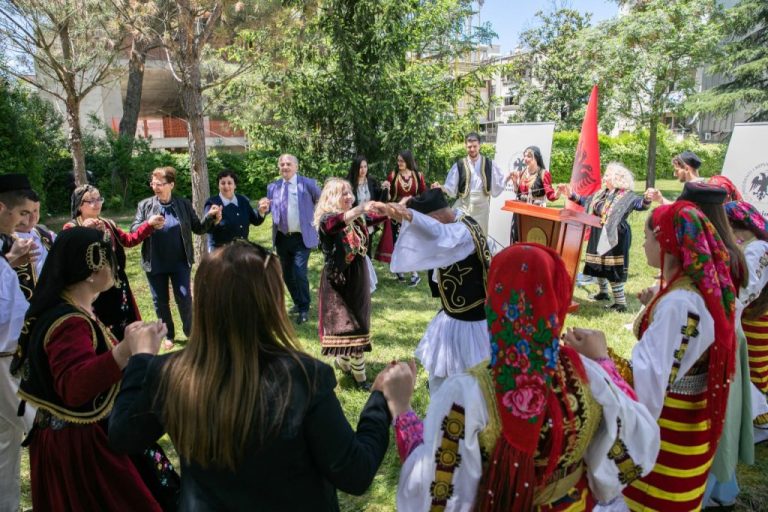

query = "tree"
(0, 0), (124, 185)
(224, 0), (495, 174)
(590, 0), (723, 187)
(508, 7), (594, 130)
(687, 0), (768, 122)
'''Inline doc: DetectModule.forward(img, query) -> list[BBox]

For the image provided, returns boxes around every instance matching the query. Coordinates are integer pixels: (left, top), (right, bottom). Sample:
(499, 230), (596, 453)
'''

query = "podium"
(501, 201), (602, 311)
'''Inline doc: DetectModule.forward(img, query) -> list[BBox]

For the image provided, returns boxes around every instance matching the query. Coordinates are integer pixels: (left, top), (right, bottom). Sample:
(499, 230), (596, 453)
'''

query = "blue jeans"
(146, 266), (192, 340)
(275, 232), (311, 313)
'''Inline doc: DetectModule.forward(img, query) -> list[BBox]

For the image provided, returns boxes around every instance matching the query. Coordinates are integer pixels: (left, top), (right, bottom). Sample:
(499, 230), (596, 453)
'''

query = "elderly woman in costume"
(65, 184), (164, 341)
(108, 240), (403, 510)
(313, 178), (390, 390)
(376, 150), (427, 286)
(13, 227), (170, 511)
(574, 202), (737, 511)
(726, 200), (768, 446)
(558, 163), (651, 312)
(387, 243), (659, 511)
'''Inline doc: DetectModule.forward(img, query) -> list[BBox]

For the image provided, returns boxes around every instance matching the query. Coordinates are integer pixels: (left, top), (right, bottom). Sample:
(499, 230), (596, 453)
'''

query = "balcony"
(110, 116), (247, 151)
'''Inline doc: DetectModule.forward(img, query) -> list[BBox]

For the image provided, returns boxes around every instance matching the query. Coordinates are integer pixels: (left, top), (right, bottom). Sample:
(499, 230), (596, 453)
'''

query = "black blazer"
(109, 353), (391, 511)
(351, 177), (384, 207)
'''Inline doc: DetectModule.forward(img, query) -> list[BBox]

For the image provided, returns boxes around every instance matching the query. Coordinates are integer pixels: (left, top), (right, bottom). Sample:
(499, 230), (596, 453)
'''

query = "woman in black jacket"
(346, 156), (384, 258)
(109, 240), (407, 511)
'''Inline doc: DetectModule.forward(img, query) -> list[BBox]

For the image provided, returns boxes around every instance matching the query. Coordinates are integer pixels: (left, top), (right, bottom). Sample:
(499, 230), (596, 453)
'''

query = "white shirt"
(390, 210), (475, 273)
(357, 181), (371, 204)
(0, 256), (29, 353)
(443, 156), (505, 198)
(738, 239), (768, 314)
(285, 175), (301, 233)
(397, 356), (660, 510)
(218, 194), (238, 208)
(15, 228), (53, 278)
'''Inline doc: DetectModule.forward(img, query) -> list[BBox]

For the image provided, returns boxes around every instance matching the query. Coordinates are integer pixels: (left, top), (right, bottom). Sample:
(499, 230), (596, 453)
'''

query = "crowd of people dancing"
(0, 133), (766, 511)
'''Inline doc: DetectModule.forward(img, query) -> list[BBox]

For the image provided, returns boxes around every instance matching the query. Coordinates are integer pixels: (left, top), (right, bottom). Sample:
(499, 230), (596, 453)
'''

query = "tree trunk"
(119, 37), (148, 141)
(646, 115), (659, 189)
(66, 96), (88, 186)
(180, 58), (210, 262)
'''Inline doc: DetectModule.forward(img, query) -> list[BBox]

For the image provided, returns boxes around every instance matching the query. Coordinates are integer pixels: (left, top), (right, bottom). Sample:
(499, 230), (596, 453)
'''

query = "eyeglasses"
(81, 197), (105, 205)
(150, 181), (169, 187)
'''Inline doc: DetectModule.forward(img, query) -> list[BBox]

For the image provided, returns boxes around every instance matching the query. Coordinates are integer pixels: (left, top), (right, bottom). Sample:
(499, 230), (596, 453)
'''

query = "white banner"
(722, 122), (768, 217)
(488, 122), (556, 251)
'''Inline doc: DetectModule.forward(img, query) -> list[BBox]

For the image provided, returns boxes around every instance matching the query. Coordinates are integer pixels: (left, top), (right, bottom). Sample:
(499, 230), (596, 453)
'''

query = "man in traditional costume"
(389, 189), (491, 393)
(13, 190), (55, 300)
(392, 243), (660, 511)
(432, 132), (508, 235)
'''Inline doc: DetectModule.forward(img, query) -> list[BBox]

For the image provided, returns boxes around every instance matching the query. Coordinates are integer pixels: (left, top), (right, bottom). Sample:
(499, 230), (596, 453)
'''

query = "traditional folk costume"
(395, 244), (660, 511)
(617, 202), (737, 512)
(13, 225), (55, 300)
(390, 190), (490, 393)
(318, 212), (386, 385)
(443, 155), (506, 235)
(725, 201), (768, 444)
(13, 228), (166, 511)
(63, 216), (153, 341)
(375, 169), (426, 263)
(570, 189), (651, 310)
(510, 166), (559, 243)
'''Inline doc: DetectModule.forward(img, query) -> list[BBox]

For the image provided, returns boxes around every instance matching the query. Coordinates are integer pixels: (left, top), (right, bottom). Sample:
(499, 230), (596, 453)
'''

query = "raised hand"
(82, 217), (105, 231)
(6, 238), (38, 268)
(637, 285), (659, 306)
(430, 182), (442, 190)
(644, 188), (663, 203)
(258, 197), (271, 215)
(374, 361), (417, 417)
(556, 183), (571, 197)
(381, 180), (391, 191)
(562, 327), (609, 361)
(147, 214), (165, 229)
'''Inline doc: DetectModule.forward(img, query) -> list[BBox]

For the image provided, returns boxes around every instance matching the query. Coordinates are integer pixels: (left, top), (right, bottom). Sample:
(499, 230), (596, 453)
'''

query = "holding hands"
(112, 320), (168, 369)
(637, 284), (660, 306)
(562, 327), (609, 361)
(147, 214), (165, 230)
(207, 204), (223, 224)
(6, 237), (40, 268)
(556, 183), (571, 198)
(380, 180), (391, 191)
(373, 360), (417, 418)
(257, 197), (271, 215)
(644, 188), (663, 203)
(81, 217), (105, 231)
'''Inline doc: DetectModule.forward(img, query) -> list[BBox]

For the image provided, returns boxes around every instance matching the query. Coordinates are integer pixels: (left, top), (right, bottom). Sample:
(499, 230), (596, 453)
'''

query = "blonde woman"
(558, 162), (651, 312)
(313, 179), (390, 390)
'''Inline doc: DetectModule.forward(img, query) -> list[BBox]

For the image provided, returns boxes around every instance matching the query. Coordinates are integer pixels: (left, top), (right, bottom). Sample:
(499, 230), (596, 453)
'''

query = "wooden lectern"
(501, 201), (602, 311)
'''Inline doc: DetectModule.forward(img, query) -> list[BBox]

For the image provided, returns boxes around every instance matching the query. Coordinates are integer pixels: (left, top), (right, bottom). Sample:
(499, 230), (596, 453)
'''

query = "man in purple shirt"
(258, 154), (321, 324)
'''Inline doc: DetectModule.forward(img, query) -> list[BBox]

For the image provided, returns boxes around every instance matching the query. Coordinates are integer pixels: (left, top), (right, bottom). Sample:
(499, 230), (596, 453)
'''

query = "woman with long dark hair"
(376, 150), (426, 285)
(108, 240), (403, 510)
(13, 227), (169, 511)
(345, 156), (384, 256)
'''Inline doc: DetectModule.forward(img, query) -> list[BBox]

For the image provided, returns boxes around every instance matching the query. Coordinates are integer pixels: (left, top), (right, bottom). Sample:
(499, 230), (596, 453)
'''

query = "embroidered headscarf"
(725, 200), (768, 240)
(476, 243), (576, 511)
(641, 201), (736, 444)
(70, 184), (98, 219)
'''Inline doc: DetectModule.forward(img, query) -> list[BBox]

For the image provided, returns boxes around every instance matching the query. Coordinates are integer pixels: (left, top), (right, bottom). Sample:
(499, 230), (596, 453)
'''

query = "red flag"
(566, 85), (601, 211)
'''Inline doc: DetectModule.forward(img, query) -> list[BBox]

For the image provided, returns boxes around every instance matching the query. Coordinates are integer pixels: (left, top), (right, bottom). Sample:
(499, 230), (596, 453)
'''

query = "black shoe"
(297, 312), (309, 324)
(288, 305), (299, 314)
(396, 273), (406, 282)
(409, 275), (421, 287)
(354, 380), (371, 391)
(591, 292), (611, 301)
(605, 303), (627, 313)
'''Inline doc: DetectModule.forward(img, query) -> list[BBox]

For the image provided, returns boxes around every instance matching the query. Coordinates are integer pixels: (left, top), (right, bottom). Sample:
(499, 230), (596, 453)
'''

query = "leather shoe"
(297, 312), (308, 324)
(288, 305), (299, 314)
(605, 303), (627, 313)
(591, 292), (611, 301)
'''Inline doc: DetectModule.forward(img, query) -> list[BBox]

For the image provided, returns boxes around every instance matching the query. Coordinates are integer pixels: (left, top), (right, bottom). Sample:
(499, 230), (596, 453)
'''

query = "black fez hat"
(678, 151), (702, 170)
(0, 173), (31, 193)
(407, 189), (449, 214)
(678, 181), (727, 204)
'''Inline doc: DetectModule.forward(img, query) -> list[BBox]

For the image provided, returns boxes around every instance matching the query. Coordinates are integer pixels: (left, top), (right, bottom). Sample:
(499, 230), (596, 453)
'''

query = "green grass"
(21, 179), (767, 511)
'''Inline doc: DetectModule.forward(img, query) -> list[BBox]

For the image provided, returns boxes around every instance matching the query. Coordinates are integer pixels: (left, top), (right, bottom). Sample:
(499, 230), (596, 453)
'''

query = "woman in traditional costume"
(65, 184), (165, 341)
(561, 163), (651, 312)
(391, 243), (660, 511)
(376, 149), (426, 285)
(607, 201), (737, 511)
(13, 227), (169, 511)
(726, 200), (768, 445)
(313, 178), (389, 390)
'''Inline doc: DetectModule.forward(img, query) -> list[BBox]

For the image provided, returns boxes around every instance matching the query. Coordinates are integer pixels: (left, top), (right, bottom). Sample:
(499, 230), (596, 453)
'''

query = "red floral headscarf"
(725, 200), (768, 241)
(476, 243), (576, 511)
(641, 201), (736, 444)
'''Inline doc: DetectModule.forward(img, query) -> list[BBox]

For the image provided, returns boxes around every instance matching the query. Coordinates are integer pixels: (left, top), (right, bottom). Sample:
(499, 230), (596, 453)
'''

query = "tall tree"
(590, 0), (723, 187)
(687, 0), (768, 122)
(0, 0), (124, 185)
(508, 7), (594, 130)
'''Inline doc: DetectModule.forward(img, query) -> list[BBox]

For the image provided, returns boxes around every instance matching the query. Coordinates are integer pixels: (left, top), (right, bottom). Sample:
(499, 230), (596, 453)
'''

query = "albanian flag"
(566, 85), (602, 211)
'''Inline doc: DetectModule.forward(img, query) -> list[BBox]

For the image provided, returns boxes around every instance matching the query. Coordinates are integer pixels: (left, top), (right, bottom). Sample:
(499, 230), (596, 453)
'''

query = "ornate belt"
(669, 372), (708, 395)
(534, 462), (585, 506)
(34, 409), (75, 431)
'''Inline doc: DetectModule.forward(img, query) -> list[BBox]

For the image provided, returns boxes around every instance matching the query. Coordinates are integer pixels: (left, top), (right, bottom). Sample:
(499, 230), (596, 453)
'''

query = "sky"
(477, 0), (619, 54)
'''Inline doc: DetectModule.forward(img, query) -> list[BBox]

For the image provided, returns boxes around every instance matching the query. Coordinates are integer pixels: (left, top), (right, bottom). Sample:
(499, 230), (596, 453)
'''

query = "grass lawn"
(20, 178), (767, 511)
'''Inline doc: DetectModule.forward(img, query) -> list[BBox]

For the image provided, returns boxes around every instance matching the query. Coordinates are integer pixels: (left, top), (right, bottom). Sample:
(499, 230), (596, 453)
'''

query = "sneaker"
(409, 275), (421, 287)
(605, 303), (627, 313)
(591, 292), (612, 301)
(396, 273), (406, 282)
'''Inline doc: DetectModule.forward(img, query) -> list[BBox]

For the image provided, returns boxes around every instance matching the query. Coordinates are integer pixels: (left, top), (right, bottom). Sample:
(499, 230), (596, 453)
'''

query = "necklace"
(396, 172), (415, 195)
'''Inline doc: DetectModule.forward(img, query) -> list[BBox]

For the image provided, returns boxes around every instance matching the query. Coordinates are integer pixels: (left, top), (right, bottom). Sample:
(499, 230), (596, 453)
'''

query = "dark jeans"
(146, 266), (192, 340)
(275, 231), (311, 313)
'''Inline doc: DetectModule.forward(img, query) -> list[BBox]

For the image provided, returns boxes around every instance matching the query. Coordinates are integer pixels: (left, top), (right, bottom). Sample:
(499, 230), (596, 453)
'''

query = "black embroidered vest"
(17, 303), (120, 424)
(14, 226), (55, 301)
(456, 156), (493, 198)
(427, 215), (490, 321)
